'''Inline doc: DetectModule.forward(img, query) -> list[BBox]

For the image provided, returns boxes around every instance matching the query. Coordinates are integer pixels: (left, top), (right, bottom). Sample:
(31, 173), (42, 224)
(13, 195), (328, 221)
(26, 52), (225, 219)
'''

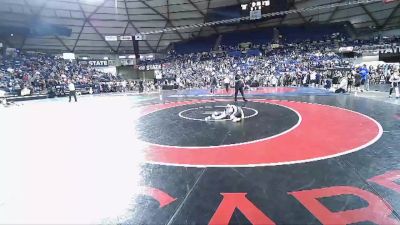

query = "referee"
(68, 80), (77, 102)
(234, 74), (247, 102)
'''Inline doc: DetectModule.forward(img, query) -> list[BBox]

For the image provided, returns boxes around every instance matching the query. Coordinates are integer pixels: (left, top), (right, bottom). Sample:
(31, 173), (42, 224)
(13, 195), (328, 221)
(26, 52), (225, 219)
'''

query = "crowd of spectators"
(159, 35), (399, 92)
(1, 34), (399, 100)
(0, 51), (151, 97)
(162, 46), (346, 89)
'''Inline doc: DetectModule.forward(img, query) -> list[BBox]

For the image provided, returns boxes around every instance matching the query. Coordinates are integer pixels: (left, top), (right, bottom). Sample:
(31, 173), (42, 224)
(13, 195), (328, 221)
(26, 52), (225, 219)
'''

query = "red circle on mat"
(137, 99), (382, 167)
(214, 87), (296, 95)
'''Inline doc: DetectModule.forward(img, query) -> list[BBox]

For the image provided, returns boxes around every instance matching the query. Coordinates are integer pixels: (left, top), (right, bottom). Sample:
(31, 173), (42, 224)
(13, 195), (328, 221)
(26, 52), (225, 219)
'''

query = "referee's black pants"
(335, 88), (346, 93)
(69, 90), (77, 102)
(224, 83), (229, 93)
(234, 86), (246, 101)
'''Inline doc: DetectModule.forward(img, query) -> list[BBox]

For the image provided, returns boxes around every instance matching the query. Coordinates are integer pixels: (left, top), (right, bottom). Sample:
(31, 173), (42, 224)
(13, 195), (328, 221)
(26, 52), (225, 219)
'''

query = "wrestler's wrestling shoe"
(232, 117), (241, 123)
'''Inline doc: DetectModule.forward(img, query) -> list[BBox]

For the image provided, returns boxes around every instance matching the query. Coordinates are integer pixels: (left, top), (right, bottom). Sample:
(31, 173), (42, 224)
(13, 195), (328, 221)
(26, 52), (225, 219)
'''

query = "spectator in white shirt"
(68, 80), (77, 102)
(389, 68), (400, 99)
(224, 76), (230, 93)
(0, 88), (6, 106)
(310, 71), (317, 87)
(335, 76), (348, 93)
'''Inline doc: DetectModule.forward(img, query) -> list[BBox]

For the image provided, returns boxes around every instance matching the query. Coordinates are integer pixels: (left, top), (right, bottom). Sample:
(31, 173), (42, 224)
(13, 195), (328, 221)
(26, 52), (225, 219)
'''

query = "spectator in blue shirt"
(359, 64), (370, 91)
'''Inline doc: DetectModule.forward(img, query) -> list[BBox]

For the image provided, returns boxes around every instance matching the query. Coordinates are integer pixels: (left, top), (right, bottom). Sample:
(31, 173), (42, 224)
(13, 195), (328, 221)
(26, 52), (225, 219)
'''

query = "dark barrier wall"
(379, 53), (400, 63)
(118, 66), (139, 80)
(117, 66), (155, 80)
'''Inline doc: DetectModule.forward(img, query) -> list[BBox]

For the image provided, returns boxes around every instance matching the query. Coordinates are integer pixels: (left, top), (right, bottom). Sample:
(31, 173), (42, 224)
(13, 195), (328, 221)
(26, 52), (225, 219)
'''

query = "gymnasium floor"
(1, 87), (400, 224)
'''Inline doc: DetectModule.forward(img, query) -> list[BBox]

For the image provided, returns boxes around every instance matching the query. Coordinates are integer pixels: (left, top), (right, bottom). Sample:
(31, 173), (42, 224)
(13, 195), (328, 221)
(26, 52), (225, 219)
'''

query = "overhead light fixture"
(128, 55), (136, 59)
(104, 57), (109, 60)
(119, 56), (126, 59)
(82, 57), (88, 60)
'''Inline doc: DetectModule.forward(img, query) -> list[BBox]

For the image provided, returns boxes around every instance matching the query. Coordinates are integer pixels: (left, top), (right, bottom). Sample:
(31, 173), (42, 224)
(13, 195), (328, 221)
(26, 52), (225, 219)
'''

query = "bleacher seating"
(174, 35), (219, 54)
(220, 28), (274, 47)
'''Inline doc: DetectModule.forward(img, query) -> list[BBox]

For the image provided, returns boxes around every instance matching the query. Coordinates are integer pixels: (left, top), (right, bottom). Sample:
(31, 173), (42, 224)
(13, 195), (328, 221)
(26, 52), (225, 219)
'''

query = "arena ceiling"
(0, 0), (399, 54)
